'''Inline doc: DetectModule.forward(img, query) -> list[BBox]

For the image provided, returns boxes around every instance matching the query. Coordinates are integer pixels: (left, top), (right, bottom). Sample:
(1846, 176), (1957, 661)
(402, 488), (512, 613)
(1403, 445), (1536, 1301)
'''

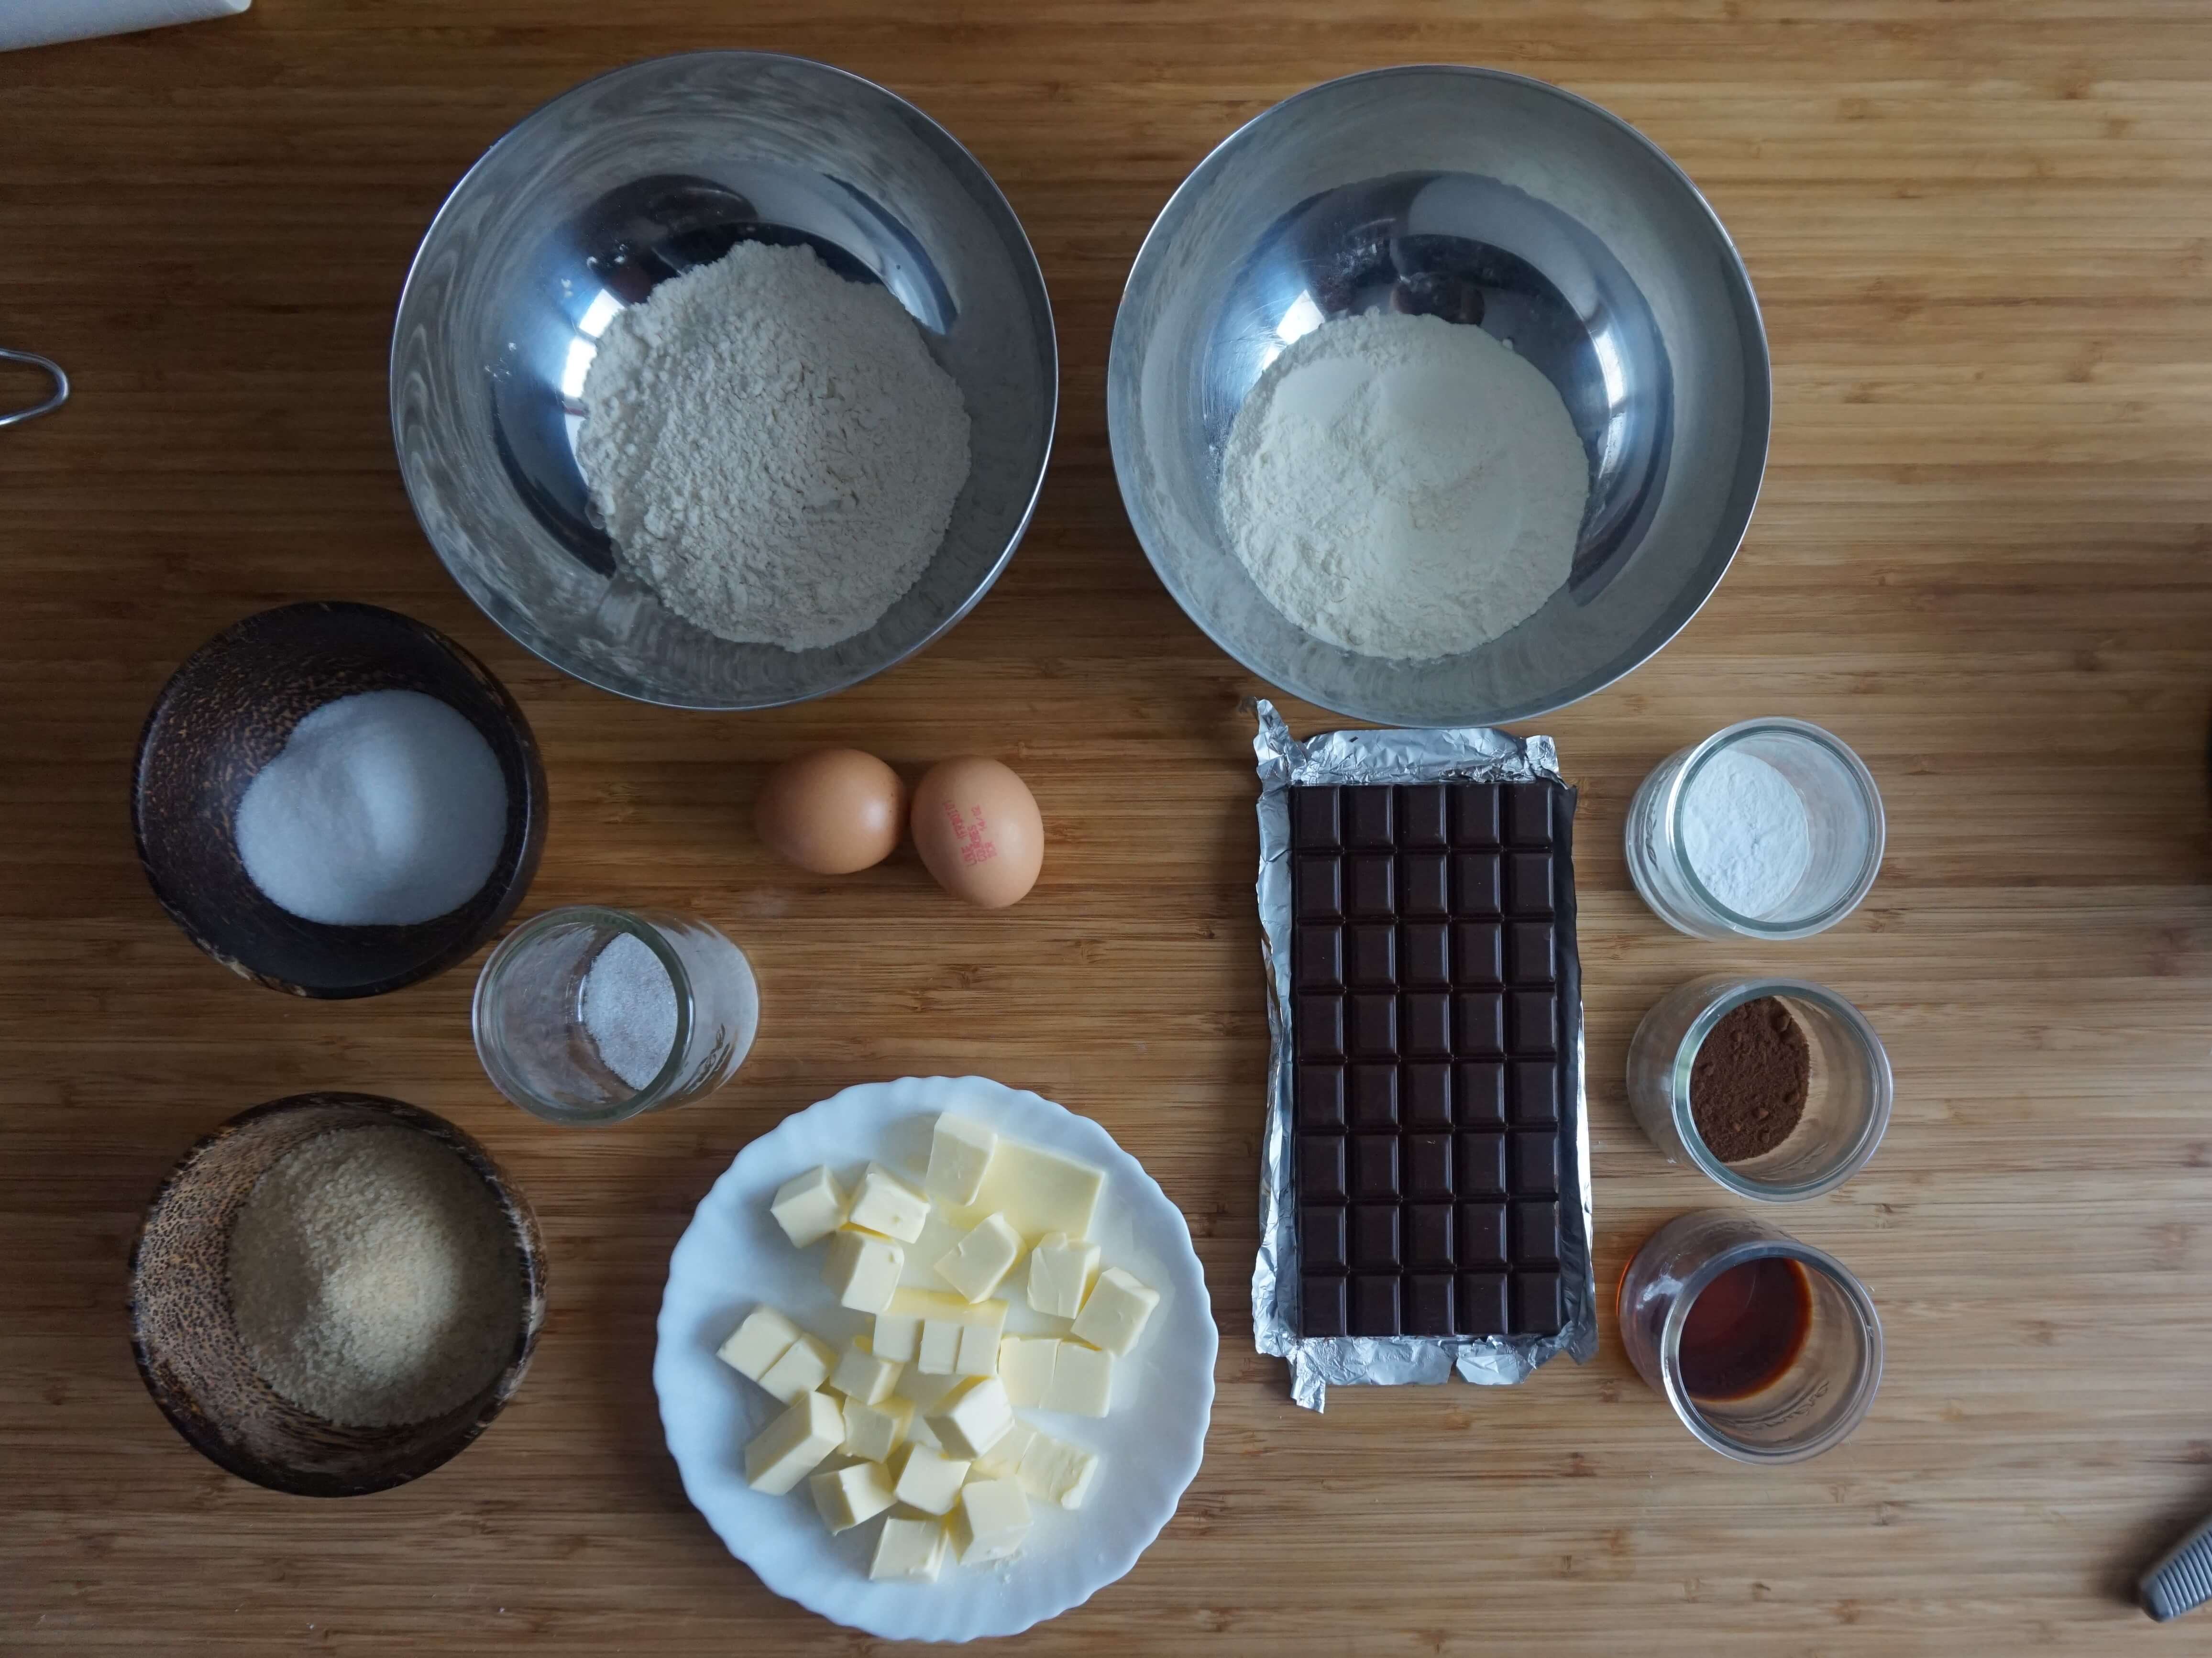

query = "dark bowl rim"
(387, 48), (1061, 712)
(126, 1092), (547, 1498)
(129, 600), (548, 999)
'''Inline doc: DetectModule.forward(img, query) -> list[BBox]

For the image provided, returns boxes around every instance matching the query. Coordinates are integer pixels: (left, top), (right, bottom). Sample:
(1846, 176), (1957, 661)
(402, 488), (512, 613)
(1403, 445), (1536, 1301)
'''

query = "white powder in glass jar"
(1680, 749), (1813, 918)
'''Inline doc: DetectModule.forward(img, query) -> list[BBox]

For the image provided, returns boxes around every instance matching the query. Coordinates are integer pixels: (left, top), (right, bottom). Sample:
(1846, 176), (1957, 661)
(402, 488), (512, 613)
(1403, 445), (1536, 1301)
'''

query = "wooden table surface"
(6, 2), (2212, 1652)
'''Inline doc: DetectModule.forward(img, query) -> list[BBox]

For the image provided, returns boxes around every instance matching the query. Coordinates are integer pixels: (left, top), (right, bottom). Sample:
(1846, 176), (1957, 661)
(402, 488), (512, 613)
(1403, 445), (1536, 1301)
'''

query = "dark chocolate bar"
(1291, 780), (1577, 1340)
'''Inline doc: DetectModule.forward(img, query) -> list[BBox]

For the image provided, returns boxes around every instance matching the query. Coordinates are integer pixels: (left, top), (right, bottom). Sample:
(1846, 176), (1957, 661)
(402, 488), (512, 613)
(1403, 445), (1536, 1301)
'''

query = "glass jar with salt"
(472, 905), (759, 1125)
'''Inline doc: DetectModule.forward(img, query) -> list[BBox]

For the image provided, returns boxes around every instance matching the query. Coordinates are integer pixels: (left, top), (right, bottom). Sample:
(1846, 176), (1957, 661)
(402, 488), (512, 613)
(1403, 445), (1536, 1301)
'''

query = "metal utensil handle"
(2141, 1512), (2212, 1620)
(0, 348), (68, 428)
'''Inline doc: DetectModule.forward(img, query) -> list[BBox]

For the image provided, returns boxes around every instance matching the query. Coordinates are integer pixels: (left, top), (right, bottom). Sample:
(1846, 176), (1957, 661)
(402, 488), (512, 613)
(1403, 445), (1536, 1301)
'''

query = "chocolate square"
(1402, 992), (1451, 1057)
(1506, 922), (1554, 985)
(1456, 1201), (1508, 1268)
(1302, 1204), (1348, 1272)
(1349, 993), (1398, 1057)
(1452, 921), (1503, 987)
(1455, 1132), (1506, 1197)
(1300, 1135), (1346, 1202)
(1505, 852), (1553, 917)
(1512, 1200), (1561, 1265)
(1296, 925), (1345, 990)
(1405, 1274), (1455, 1336)
(1452, 853), (1501, 916)
(1509, 991), (1557, 1056)
(1402, 1063), (1453, 1129)
(1513, 1272), (1564, 1336)
(1350, 1135), (1401, 1200)
(1291, 787), (1341, 849)
(1405, 1132), (1454, 1200)
(1510, 1131), (1559, 1195)
(1400, 785), (1449, 849)
(1347, 855), (1396, 917)
(1455, 1061), (1506, 1127)
(1454, 992), (1505, 1057)
(1508, 1061), (1558, 1126)
(1401, 922), (1450, 987)
(1295, 855), (1343, 921)
(1345, 786), (1396, 848)
(1401, 853), (1450, 917)
(1347, 923), (1396, 988)
(1456, 1272), (1508, 1335)
(1297, 1067), (1347, 1131)
(1350, 1274), (1401, 1336)
(1348, 1065), (1398, 1131)
(1406, 1203), (1454, 1268)
(1303, 1274), (1348, 1337)
(1506, 781), (1553, 847)
(1450, 785), (1501, 848)
(1296, 994), (1345, 1061)
(1349, 1203), (1401, 1270)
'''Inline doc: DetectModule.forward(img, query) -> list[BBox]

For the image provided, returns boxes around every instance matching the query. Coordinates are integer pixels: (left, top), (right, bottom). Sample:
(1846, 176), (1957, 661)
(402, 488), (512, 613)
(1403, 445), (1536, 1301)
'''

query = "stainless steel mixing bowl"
(392, 53), (1056, 710)
(1109, 66), (1769, 728)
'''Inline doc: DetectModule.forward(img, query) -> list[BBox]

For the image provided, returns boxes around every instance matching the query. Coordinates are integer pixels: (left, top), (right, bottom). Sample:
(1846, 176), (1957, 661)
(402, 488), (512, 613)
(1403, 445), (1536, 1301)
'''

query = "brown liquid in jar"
(1677, 1256), (1813, 1401)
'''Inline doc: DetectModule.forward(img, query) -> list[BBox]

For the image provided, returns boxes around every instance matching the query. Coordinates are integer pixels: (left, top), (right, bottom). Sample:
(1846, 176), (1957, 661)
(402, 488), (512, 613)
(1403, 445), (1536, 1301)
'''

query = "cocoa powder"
(1689, 996), (1810, 1163)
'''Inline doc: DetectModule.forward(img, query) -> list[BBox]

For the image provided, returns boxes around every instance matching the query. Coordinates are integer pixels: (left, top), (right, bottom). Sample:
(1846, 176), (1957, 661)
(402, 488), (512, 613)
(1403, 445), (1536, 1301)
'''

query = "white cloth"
(1, 0), (249, 53)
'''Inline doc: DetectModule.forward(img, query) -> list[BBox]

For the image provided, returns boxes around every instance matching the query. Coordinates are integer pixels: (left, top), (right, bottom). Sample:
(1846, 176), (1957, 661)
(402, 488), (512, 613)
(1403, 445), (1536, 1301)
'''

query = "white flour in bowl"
(577, 242), (971, 653)
(1219, 310), (1589, 661)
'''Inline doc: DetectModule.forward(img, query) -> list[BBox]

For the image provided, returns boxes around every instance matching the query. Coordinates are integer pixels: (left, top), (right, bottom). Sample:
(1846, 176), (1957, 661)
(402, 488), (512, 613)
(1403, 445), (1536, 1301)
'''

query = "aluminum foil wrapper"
(1251, 700), (1599, 1410)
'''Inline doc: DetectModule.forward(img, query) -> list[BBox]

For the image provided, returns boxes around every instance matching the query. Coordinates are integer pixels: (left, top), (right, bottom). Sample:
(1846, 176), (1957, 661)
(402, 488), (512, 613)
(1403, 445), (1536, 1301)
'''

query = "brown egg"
(910, 757), (1043, 909)
(755, 748), (905, 875)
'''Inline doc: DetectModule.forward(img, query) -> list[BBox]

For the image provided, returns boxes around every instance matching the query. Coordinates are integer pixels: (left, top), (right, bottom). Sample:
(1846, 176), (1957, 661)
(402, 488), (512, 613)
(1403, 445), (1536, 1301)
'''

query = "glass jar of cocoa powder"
(1626, 974), (1892, 1201)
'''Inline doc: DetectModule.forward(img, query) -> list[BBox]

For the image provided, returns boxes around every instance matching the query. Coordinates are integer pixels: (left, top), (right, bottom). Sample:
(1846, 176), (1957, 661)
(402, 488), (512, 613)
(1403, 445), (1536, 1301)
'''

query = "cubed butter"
(972, 1419), (1036, 1481)
(1025, 1232), (1100, 1319)
(1071, 1266), (1161, 1355)
(924, 1113), (996, 1205)
(869, 1516), (947, 1582)
(758, 1331), (836, 1404)
(890, 1440), (971, 1515)
(970, 1141), (1105, 1241)
(1018, 1429), (1102, 1509)
(918, 1317), (962, 1375)
(828, 1337), (902, 1406)
(769, 1165), (848, 1248)
(847, 1163), (931, 1242)
(840, 1394), (913, 1464)
(716, 1306), (802, 1383)
(744, 1391), (844, 1495)
(997, 1336), (1060, 1408)
(895, 1367), (963, 1414)
(925, 1376), (1014, 1460)
(934, 1212), (1024, 1303)
(809, 1460), (896, 1534)
(951, 1477), (1033, 1563)
(1040, 1340), (1113, 1417)
(824, 1227), (904, 1314)
(954, 1308), (1004, 1377)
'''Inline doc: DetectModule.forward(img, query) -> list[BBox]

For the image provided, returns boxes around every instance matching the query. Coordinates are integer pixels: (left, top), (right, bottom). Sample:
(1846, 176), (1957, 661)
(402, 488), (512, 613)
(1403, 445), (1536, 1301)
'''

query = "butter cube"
(972, 1419), (1036, 1481)
(840, 1395), (913, 1464)
(895, 1367), (963, 1414)
(769, 1165), (848, 1248)
(824, 1228), (904, 1314)
(971, 1141), (1105, 1241)
(716, 1306), (802, 1383)
(809, 1460), (896, 1534)
(955, 1309), (1004, 1377)
(934, 1212), (1024, 1303)
(847, 1163), (931, 1242)
(926, 1376), (1014, 1460)
(899, 1291), (1006, 1377)
(744, 1392), (844, 1495)
(829, 1337), (902, 1405)
(1071, 1266), (1160, 1355)
(875, 1288), (970, 1364)
(1041, 1340), (1113, 1416)
(758, 1331), (836, 1404)
(925, 1114), (997, 1205)
(890, 1440), (970, 1515)
(1018, 1429), (1102, 1509)
(998, 1336), (1060, 1408)
(918, 1317), (962, 1375)
(869, 1516), (947, 1582)
(1026, 1232), (1100, 1319)
(951, 1477), (1032, 1563)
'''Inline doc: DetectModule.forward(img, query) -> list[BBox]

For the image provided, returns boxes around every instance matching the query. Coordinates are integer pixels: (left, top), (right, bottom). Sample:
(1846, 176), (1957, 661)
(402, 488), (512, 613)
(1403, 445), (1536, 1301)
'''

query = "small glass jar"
(1619, 1209), (1883, 1465)
(1624, 718), (1884, 940)
(473, 905), (759, 1126)
(1627, 974), (1891, 1201)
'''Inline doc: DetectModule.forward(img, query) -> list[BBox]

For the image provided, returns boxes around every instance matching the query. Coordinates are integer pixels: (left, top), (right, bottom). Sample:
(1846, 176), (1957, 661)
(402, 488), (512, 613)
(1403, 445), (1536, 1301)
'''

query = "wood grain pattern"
(5, 2), (2212, 1653)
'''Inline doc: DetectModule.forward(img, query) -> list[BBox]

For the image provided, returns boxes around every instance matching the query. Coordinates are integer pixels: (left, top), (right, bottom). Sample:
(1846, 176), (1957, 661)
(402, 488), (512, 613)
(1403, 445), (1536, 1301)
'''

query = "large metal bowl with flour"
(1109, 66), (1770, 728)
(392, 53), (1056, 710)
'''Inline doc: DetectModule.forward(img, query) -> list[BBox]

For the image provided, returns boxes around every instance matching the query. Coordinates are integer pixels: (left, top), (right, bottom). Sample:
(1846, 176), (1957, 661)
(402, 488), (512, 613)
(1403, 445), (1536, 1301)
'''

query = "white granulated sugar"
(234, 689), (507, 927)
(1680, 749), (1813, 918)
(582, 931), (679, 1092)
(227, 1125), (518, 1427)
(577, 242), (973, 653)
(1219, 311), (1590, 661)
